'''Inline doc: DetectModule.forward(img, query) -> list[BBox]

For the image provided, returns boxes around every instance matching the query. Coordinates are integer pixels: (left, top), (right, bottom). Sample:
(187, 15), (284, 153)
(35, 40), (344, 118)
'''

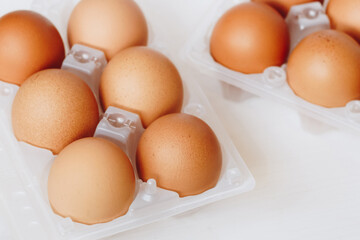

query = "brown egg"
(327, 0), (360, 43)
(287, 30), (360, 107)
(100, 47), (183, 128)
(252, 0), (324, 16)
(136, 113), (222, 197)
(67, 0), (148, 60)
(12, 69), (99, 154)
(210, 2), (289, 74)
(48, 137), (135, 225)
(0, 10), (65, 85)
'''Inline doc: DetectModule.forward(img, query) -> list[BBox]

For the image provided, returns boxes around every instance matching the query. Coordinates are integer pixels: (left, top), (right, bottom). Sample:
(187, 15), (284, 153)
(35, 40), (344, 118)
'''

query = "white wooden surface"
(1, 0), (360, 239)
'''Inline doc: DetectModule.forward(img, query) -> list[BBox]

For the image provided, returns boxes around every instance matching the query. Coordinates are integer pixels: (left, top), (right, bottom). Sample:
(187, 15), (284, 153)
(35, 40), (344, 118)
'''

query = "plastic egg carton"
(0, 0), (255, 239)
(183, 0), (360, 133)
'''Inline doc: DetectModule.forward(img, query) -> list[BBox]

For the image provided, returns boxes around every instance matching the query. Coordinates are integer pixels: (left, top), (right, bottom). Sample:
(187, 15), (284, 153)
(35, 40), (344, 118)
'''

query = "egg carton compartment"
(0, 1), (255, 239)
(183, 0), (360, 133)
(0, 63), (255, 240)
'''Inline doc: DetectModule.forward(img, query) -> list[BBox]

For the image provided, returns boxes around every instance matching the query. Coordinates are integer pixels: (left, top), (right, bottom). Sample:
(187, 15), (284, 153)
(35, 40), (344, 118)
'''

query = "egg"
(100, 47), (183, 128)
(48, 137), (135, 225)
(327, 0), (360, 43)
(210, 2), (289, 74)
(0, 10), (65, 85)
(136, 113), (222, 197)
(252, 0), (324, 16)
(12, 69), (99, 154)
(287, 30), (360, 107)
(67, 0), (148, 60)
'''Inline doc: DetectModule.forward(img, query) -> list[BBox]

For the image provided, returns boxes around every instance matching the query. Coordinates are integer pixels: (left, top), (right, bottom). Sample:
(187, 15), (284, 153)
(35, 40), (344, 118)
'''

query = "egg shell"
(287, 29), (360, 108)
(136, 113), (222, 197)
(12, 69), (99, 154)
(327, 0), (360, 43)
(0, 10), (65, 85)
(210, 2), (289, 74)
(252, 0), (324, 16)
(100, 47), (184, 128)
(48, 137), (135, 225)
(67, 0), (148, 60)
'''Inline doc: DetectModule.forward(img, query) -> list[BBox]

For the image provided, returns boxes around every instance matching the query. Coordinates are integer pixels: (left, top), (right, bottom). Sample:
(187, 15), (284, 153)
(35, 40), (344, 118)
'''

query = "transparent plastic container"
(0, 0), (255, 239)
(183, 0), (360, 133)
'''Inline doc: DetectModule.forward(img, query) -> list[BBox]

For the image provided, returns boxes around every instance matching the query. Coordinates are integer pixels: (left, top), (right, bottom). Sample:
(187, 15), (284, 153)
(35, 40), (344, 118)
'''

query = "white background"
(1, 0), (360, 239)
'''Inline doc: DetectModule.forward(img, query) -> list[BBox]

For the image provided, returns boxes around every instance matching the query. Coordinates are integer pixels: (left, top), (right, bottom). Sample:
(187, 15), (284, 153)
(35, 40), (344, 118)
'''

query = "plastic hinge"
(286, 2), (330, 51)
(61, 44), (107, 108)
(94, 106), (145, 169)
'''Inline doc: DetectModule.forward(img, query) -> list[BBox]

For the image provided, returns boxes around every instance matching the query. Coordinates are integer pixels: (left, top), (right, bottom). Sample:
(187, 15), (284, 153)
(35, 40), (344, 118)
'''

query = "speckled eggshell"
(287, 30), (360, 107)
(100, 47), (183, 128)
(0, 10), (65, 85)
(48, 137), (136, 225)
(327, 0), (360, 43)
(12, 69), (99, 154)
(136, 113), (222, 197)
(67, 0), (148, 60)
(210, 2), (289, 74)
